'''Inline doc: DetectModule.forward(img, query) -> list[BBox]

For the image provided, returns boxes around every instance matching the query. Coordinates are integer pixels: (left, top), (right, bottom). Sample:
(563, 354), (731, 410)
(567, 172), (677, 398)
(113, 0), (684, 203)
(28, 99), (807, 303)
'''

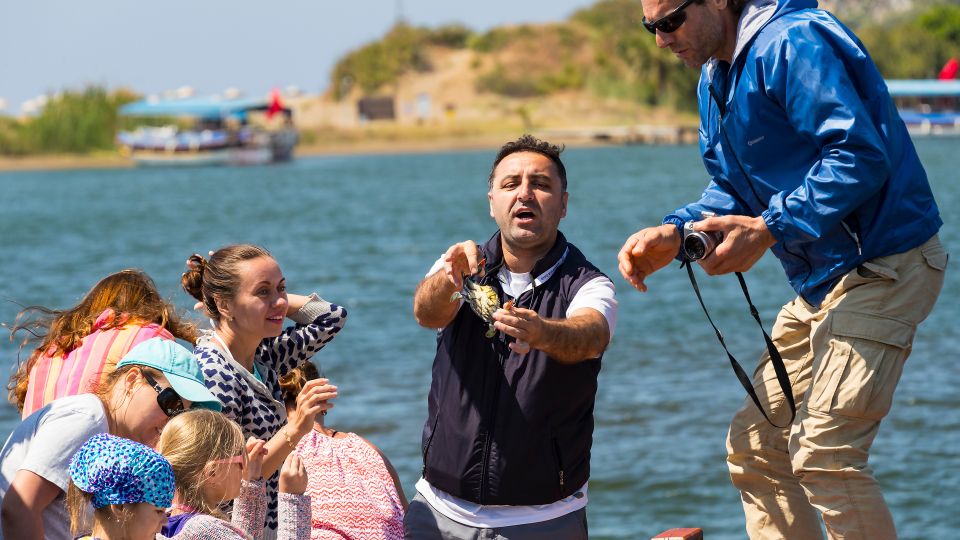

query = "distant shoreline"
(0, 134), (643, 173)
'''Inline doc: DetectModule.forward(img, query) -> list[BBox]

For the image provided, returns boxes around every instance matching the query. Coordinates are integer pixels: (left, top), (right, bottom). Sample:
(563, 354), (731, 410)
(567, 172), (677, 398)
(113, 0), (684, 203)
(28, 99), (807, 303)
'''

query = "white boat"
(117, 95), (298, 166)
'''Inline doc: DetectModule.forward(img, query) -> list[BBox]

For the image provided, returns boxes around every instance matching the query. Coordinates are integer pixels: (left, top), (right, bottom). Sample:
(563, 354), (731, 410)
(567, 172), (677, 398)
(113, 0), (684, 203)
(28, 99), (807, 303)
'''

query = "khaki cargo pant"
(726, 235), (948, 540)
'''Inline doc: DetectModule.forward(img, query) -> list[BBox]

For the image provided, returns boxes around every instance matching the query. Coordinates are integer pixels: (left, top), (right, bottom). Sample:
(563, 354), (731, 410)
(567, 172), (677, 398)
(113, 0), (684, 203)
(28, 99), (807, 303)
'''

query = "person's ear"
(122, 367), (142, 394)
(214, 295), (233, 322)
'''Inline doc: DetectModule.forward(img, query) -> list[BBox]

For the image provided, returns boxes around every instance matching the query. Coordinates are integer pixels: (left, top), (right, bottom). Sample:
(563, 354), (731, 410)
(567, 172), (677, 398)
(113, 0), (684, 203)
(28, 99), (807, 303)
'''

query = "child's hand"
(279, 453), (308, 495)
(244, 437), (267, 481)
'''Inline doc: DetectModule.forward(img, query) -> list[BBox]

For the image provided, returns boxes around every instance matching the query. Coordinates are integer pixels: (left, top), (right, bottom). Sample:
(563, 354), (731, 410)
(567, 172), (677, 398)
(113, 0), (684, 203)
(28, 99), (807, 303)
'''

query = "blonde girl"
(156, 409), (311, 540)
(66, 433), (175, 540)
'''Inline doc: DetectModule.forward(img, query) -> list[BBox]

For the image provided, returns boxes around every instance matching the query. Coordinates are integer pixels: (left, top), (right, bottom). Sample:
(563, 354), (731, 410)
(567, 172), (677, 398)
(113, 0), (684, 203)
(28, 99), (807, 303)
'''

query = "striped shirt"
(22, 308), (173, 418)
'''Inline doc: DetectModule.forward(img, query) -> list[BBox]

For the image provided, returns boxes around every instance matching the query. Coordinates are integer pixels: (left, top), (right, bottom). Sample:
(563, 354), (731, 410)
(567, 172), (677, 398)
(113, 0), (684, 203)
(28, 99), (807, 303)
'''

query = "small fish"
(451, 279), (501, 338)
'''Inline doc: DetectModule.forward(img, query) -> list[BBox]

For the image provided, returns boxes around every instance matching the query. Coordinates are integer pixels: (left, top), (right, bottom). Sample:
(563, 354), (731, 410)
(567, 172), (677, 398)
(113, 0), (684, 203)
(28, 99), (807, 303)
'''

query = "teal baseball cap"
(116, 337), (222, 411)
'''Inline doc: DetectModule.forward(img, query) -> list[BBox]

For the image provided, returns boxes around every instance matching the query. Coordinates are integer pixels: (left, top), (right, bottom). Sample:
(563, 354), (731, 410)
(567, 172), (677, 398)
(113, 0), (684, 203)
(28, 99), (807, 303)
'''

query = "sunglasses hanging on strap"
(683, 260), (796, 428)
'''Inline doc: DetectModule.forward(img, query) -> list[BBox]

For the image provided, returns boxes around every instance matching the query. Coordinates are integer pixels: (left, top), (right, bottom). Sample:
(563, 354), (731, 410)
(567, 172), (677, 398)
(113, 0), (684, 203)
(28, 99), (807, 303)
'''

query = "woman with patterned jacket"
(180, 244), (345, 537)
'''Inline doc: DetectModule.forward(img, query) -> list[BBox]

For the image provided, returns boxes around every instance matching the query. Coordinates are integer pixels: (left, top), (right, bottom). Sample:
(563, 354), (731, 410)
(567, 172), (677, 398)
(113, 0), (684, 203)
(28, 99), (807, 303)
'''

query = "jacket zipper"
(708, 79), (815, 288)
(840, 220), (862, 256)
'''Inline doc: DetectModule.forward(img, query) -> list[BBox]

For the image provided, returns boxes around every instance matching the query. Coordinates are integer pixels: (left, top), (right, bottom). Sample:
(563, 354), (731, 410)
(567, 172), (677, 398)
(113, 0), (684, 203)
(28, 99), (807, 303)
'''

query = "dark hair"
(181, 244), (273, 323)
(278, 361), (321, 407)
(730, 0), (749, 14)
(488, 134), (567, 191)
(8, 269), (197, 411)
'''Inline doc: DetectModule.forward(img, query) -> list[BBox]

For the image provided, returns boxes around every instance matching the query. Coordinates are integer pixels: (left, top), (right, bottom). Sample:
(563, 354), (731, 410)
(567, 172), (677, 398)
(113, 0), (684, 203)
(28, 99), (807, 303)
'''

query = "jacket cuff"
(277, 492), (312, 540)
(761, 207), (787, 245)
(289, 293), (332, 325)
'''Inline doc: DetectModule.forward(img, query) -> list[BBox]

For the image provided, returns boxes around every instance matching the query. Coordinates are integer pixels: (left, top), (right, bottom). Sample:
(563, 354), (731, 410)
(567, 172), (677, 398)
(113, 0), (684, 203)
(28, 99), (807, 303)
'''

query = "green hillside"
(330, 0), (960, 109)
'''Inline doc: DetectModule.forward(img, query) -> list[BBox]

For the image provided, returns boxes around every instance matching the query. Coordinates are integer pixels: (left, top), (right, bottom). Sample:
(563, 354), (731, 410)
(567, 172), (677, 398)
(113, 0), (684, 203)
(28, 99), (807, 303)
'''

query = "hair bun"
(180, 254), (207, 302)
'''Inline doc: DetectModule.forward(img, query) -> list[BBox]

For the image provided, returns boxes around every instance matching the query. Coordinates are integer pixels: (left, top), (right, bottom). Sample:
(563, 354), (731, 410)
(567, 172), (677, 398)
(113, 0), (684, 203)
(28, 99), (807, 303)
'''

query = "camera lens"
(684, 234), (708, 260)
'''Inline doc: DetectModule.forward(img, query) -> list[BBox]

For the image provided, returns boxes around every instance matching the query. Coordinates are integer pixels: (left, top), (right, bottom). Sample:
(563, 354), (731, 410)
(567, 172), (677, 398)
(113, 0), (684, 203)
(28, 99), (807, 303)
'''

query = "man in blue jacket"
(618, 0), (947, 538)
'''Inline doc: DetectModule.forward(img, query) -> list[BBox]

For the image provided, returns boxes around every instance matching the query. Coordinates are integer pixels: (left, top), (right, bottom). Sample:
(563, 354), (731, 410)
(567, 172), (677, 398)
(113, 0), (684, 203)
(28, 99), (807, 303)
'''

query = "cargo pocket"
(920, 240), (948, 272)
(807, 311), (915, 421)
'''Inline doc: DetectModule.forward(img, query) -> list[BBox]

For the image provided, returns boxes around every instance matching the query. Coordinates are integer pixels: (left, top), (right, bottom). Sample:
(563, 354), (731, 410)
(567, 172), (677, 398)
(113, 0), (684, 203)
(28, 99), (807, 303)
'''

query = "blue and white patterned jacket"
(194, 294), (346, 532)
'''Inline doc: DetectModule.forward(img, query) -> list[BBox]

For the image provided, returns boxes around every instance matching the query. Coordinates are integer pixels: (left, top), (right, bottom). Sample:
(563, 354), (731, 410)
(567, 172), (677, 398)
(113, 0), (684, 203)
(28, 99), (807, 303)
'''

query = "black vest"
(421, 231), (606, 505)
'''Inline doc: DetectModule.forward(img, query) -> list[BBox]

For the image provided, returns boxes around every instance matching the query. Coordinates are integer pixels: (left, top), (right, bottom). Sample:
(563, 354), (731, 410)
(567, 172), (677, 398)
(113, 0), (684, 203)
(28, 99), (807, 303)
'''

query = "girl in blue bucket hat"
(67, 433), (175, 540)
(0, 337), (221, 539)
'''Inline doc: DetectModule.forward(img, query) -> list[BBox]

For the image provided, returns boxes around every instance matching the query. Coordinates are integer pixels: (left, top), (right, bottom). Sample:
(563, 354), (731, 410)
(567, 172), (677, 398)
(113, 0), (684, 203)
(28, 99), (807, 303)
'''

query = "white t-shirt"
(0, 393), (108, 539)
(421, 248), (617, 527)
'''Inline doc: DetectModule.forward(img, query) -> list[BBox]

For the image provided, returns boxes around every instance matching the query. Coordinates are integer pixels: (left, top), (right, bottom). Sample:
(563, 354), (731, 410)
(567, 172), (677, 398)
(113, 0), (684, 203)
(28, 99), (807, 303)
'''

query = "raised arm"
(266, 293), (348, 376)
(413, 241), (481, 329)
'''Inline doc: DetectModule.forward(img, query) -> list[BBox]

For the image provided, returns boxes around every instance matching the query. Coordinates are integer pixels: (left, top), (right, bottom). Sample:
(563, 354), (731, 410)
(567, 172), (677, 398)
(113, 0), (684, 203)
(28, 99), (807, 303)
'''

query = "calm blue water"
(0, 141), (956, 538)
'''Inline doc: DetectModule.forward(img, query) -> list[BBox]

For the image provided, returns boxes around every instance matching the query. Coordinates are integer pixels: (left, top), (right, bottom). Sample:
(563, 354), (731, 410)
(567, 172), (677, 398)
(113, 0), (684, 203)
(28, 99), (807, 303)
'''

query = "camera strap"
(683, 261), (796, 428)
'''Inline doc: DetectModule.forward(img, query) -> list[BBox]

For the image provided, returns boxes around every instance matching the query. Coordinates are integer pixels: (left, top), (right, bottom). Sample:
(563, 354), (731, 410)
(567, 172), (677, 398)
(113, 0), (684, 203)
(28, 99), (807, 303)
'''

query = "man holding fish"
(408, 134), (618, 539)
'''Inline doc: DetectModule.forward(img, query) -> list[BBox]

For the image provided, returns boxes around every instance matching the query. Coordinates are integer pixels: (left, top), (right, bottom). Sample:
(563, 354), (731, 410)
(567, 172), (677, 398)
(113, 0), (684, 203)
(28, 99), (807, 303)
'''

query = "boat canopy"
(120, 96), (291, 120)
(886, 79), (960, 97)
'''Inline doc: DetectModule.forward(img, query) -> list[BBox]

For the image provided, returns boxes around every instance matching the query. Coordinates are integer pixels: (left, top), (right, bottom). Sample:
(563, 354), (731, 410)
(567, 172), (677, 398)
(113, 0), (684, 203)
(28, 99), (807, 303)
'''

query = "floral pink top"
(295, 431), (404, 540)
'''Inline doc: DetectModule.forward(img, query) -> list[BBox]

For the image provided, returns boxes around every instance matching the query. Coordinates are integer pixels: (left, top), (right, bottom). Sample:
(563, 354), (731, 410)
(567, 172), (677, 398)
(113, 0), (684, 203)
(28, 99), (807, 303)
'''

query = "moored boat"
(887, 79), (960, 136)
(117, 94), (298, 166)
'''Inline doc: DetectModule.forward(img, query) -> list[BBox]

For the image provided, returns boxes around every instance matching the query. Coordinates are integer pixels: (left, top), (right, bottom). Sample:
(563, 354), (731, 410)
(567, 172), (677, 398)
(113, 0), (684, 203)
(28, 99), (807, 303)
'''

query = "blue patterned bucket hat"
(69, 433), (175, 509)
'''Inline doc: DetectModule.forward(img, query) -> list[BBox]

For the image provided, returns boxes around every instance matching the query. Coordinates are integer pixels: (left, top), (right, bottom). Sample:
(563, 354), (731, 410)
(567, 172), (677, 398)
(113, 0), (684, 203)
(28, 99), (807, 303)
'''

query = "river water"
(1, 140), (956, 538)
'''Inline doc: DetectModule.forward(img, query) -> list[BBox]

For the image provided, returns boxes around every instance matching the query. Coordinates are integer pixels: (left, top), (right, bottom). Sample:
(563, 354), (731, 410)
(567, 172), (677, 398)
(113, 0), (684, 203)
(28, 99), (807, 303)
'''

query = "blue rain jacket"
(664, 0), (941, 307)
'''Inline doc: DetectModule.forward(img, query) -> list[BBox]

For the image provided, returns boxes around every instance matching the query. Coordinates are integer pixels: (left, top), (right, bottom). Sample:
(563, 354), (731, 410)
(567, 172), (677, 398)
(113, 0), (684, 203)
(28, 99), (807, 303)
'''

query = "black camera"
(682, 221), (723, 260)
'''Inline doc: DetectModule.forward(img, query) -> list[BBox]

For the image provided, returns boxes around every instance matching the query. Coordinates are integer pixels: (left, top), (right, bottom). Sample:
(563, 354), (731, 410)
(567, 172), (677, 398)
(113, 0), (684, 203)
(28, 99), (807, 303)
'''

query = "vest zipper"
(478, 343), (507, 504)
(553, 437), (566, 497)
(421, 413), (441, 477)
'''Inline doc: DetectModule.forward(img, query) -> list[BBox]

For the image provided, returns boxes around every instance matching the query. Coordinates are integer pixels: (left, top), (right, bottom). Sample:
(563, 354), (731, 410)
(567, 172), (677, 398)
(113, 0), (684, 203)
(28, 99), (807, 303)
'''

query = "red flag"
(266, 88), (283, 119)
(938, 58), (958, 80)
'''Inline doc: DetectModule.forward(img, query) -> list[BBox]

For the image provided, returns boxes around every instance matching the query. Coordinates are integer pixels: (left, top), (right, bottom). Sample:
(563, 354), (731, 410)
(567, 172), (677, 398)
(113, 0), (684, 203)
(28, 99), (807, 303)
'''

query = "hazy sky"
(0, 0), (599, 113)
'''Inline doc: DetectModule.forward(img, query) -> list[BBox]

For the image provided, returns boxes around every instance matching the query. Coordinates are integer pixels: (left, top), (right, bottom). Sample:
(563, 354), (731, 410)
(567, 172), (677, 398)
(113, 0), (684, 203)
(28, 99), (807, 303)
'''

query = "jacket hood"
(707, 0), (818, 76)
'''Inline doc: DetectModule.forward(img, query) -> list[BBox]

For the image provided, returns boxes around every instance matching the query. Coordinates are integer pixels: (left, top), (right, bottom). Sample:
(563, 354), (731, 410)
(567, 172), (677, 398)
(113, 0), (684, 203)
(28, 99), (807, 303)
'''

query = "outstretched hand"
(694, 215), (776, 275)
(618, 224), (681, 292)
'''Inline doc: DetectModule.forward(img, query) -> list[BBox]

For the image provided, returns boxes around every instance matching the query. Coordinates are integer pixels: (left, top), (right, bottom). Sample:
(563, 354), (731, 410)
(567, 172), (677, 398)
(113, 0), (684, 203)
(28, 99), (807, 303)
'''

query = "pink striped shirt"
(295, 431), (404, 540)
(22, 309), (174, 418)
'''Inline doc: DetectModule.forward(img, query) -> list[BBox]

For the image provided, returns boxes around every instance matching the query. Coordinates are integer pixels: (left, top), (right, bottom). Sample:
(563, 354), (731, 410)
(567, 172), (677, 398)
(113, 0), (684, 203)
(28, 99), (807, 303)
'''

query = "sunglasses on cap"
(642, 0), (704, 35)
(141, 371), (186, 418)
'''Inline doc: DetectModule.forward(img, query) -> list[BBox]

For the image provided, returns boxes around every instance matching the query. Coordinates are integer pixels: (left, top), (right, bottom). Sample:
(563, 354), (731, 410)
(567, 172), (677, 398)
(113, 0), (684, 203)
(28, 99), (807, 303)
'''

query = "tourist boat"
(887, 79), (960, 136)
(117, 93), (298, 166)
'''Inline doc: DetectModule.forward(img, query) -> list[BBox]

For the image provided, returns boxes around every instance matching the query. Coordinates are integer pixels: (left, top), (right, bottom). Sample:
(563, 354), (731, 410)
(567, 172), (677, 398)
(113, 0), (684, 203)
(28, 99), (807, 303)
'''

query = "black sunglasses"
(642, 0), (703, 35)
(141, 371), (186, 418)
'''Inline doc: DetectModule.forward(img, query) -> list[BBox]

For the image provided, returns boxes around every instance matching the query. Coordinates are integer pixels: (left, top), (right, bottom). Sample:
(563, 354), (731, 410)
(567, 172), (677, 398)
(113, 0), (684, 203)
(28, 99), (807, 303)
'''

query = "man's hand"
(492, 306), (545, 354)
(618, 224), (681, 292)
(414, 240), (480, 329)
(695, 215), (776, 275)
(442, 240), (482, 289)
